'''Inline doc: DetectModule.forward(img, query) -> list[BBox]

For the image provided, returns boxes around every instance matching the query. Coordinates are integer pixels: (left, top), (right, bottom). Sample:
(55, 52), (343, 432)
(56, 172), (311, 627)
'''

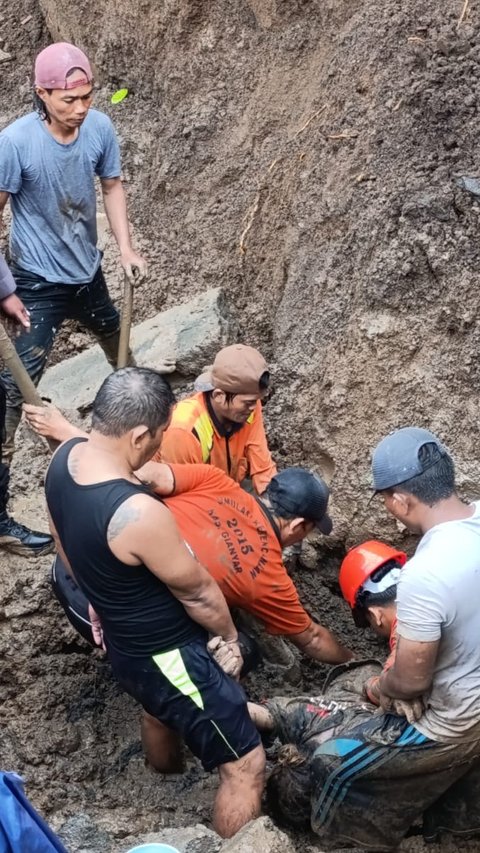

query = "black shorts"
(108, 640), (261, 771)
(51, 554), (261, 674)
(51, 555), (261, 770)
(51, 554), (94, 645)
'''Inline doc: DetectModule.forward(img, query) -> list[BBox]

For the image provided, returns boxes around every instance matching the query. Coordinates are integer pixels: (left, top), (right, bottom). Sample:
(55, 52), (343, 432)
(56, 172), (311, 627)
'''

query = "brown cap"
(196, 344), (269, 395)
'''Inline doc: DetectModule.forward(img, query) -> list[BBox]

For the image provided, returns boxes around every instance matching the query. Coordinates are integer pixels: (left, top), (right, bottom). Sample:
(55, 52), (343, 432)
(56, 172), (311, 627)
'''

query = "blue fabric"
(0, 772), (68, 852)
(0, 253), (15, 300)
(0, 110), (120, 284)
(312, 718), (430, 832)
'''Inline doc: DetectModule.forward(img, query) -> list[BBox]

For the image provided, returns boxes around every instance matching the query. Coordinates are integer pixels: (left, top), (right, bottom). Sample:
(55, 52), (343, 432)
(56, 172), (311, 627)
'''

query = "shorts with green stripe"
(108, 639), (261, 770)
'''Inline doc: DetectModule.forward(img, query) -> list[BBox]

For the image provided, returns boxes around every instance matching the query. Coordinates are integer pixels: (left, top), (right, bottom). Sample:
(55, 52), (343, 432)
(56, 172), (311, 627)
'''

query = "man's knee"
(141, 710), (184, 774)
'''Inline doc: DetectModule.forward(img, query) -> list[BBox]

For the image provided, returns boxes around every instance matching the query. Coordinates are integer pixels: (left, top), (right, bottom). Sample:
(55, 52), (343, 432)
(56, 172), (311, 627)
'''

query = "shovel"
(0, 320), (59, 452)
(117, 271), (134, 369)
(77, 270), (135, 417)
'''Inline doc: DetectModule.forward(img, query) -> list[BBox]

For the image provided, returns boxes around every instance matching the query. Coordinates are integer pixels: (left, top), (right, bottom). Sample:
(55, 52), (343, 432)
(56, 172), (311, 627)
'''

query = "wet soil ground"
(1, 0), (480, 850)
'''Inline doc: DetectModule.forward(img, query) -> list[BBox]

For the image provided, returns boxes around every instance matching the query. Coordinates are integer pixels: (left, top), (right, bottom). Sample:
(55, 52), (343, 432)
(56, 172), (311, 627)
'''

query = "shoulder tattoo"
(107, 501), (142, 542)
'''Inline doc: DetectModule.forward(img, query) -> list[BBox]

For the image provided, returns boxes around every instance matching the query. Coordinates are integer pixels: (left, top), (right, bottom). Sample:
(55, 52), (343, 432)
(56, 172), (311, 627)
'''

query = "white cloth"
(397, 501), (480, 741)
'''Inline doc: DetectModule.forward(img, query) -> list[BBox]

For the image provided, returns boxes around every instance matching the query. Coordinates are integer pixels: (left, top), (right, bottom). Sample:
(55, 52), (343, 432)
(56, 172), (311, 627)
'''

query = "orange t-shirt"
(155, 392), (277, 495)
(164, 463), (311, 637)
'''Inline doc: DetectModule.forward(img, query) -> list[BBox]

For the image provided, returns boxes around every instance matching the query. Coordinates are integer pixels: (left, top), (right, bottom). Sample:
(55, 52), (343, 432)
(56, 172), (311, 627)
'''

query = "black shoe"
(0, 515), (55, 557)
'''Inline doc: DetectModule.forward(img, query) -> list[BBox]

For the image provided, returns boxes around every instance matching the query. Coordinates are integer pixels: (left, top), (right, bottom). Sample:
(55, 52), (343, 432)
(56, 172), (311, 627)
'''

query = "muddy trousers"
(0, 265), (131, 461)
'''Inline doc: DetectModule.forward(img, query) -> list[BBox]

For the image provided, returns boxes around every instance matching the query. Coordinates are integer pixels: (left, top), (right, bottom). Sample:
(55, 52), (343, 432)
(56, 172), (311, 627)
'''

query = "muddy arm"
(23, 403), (87, 442)
(247, 702), (275, 731)
(290, 621), (354, 665)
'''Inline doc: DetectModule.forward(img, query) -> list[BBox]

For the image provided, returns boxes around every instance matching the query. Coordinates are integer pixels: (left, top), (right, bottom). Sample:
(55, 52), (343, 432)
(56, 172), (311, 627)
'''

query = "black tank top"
(45, 438), (205, 657)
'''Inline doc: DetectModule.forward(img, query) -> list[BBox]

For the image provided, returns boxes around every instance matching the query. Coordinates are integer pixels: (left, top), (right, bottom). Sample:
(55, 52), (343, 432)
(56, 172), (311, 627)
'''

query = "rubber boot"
(97, 329), (136, 369)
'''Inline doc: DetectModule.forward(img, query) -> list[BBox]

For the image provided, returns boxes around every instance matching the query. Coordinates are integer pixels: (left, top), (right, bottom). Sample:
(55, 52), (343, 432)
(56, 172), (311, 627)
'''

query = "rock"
(58, 813), (113, 852)
(118, 824), (221, 852)
(221, 817), (296, 853)
(0, 48), (12, 62)
(455, 175), (480, 198)
(38, 288), (232, 411)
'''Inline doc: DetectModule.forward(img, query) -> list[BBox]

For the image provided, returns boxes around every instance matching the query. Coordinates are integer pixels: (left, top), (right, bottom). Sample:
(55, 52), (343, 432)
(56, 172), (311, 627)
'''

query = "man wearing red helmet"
(338, 539), (407, 708)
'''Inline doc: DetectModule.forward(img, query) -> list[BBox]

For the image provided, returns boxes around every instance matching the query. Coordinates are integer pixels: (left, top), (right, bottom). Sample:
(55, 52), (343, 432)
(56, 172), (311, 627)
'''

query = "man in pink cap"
(0, 42), (147, 458)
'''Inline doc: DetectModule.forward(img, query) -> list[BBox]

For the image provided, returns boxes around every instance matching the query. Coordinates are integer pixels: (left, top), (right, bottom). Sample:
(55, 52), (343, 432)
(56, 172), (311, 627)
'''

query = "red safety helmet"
(339, 540), (407, 609)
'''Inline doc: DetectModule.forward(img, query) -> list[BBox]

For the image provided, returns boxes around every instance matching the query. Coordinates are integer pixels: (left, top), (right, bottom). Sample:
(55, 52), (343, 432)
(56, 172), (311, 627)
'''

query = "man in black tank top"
(44, 367), (265, 839)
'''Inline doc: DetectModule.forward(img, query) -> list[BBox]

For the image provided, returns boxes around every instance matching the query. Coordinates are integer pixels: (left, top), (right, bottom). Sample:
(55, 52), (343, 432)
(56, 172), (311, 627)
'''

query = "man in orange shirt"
(49, 456), (351, 666)
(158, 463), (351, 662)
(151, 343), (276, 493)
(25, 343), (276, 493)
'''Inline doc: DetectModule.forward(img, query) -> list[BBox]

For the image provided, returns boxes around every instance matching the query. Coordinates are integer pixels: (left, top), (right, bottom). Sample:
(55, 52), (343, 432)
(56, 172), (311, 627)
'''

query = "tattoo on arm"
(107, 501), (142, 542)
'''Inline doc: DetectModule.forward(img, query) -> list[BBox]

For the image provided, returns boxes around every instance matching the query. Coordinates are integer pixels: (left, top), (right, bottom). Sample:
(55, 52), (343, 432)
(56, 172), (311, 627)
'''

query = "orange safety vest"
(156, 392), (277, 494)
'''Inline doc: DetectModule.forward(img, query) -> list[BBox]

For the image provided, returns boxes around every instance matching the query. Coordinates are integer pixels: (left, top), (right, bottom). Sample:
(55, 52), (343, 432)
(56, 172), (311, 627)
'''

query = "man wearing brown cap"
(0, 42), (146, 458)
(25, 343), (276, 493)
(158, 343), (277, 494)
(25, 343), (277, 495)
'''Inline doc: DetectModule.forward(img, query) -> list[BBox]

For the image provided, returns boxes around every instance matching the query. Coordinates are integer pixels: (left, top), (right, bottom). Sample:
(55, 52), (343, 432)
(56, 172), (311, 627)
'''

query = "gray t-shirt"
(0, 110), (120, 284)
(397, 501), (480, 741)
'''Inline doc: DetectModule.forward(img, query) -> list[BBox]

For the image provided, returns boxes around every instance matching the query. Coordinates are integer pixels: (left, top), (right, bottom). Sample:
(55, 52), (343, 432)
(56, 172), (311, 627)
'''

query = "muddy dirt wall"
(37, 0), (480, 549)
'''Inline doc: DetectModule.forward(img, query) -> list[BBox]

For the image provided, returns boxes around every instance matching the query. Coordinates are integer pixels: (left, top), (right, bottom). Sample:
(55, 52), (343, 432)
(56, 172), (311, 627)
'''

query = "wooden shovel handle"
(117, 272), (134, 369)
(0, 321), (59, 451)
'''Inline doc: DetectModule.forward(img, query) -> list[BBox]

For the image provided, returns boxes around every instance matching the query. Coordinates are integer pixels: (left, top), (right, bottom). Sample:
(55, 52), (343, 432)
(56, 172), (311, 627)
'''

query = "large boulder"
(38, 287), (232, 411)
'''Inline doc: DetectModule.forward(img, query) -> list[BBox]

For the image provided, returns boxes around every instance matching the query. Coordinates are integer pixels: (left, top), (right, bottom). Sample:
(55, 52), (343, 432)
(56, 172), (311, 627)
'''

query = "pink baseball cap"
(34, 42), (93, 90)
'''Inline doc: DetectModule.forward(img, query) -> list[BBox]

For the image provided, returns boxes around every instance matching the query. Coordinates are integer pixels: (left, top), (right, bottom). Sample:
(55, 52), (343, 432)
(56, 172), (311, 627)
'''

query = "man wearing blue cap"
(49, 458), (352, 667)
(369, 427), (480, 842)
(260, 428), (480, 850)
(370, 425), (480, 732)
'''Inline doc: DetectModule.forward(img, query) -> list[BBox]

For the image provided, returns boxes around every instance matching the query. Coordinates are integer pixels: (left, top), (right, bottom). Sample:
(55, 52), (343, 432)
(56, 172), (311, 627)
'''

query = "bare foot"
(23, 402), (86, 442)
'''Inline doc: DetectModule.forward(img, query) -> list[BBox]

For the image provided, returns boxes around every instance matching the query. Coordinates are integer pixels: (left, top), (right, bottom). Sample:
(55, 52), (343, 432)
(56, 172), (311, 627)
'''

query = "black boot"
(0, 511), (54, 557)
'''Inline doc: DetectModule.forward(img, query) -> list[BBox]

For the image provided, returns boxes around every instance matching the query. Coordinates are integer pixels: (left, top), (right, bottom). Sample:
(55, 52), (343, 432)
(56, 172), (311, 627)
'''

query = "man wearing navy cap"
(50, 458), (352, 668)
(369, 427), (480, 841)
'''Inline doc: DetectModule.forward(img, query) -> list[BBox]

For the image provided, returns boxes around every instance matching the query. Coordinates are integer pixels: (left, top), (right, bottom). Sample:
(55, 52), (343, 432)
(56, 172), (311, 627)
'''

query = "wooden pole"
(0, 321), (59, 451)
(117, 272), (134, 369)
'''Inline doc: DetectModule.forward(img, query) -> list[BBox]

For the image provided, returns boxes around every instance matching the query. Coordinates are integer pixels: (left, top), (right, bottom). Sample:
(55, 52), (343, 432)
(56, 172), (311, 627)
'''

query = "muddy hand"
(121, 249), (148, 285)
(0, 293), (31, 333)
(391, 697), (424, 724)
(208, 636), (243, 679)
(88, 604), (106, 651)
(374, 694), (424, 724)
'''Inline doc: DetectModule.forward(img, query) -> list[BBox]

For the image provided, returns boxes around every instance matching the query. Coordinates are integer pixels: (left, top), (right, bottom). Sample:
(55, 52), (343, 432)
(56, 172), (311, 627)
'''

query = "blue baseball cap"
(371, 427), (447, 491)
(268, 467), (333, 534)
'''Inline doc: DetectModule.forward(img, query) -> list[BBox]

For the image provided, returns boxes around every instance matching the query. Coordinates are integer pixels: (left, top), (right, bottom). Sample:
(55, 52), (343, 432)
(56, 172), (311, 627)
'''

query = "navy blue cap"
(372, 427), (447, 491)
(268, 467), (332, 534)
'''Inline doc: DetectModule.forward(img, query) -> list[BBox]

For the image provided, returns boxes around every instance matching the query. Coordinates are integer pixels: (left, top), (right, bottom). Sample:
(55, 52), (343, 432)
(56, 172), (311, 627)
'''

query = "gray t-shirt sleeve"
(0, 135), (23, 194)
(396, 567), (445, 643)
(95, 117), (121, 179)
(0, 253), (16, 299)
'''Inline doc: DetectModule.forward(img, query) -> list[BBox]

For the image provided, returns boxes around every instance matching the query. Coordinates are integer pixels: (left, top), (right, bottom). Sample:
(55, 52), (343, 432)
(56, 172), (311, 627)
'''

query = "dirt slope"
(36, 0), (480, 545)
(1, 0), (480, 850)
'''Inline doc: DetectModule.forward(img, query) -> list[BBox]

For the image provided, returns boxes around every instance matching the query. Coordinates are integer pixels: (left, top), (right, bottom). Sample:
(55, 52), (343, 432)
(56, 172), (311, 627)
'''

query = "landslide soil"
(1, 0), (480, 850)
